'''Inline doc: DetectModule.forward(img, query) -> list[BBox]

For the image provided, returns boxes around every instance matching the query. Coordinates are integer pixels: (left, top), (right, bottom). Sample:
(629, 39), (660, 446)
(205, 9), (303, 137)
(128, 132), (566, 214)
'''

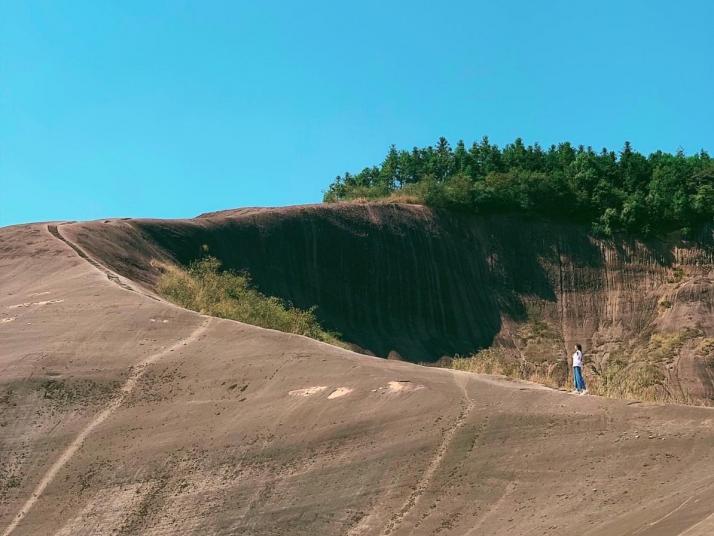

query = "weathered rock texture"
(3, 213), (714, 536)
(66, 203), (714, 404)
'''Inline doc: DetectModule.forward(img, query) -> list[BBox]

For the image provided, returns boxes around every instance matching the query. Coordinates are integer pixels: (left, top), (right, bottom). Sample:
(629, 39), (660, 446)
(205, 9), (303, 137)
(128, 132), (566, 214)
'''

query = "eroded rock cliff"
(64, 203), (714, 404)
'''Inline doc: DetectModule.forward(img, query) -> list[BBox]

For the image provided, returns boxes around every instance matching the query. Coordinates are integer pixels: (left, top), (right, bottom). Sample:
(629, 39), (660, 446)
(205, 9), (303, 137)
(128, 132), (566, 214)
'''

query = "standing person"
(572, 344), (587, 394)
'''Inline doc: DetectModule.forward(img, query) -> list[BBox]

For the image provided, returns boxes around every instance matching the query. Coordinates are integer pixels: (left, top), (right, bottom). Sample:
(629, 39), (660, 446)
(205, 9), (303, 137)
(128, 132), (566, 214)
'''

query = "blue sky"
(1, 0), (713, 226)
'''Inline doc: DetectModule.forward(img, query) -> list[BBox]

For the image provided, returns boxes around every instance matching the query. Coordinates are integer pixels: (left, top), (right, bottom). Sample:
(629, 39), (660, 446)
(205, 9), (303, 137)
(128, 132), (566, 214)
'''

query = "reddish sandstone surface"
(1, 206), (713, 535)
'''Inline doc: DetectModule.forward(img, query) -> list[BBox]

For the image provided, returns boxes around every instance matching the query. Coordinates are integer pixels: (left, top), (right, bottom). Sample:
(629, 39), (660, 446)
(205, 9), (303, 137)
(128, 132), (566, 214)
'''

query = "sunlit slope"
(1, 220), (713, 536)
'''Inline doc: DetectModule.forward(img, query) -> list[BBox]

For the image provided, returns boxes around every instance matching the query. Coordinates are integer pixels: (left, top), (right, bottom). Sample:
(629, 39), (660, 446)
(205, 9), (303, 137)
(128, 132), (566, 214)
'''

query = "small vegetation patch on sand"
(1, 377), (119, 412)
(157, 256), (341, 345)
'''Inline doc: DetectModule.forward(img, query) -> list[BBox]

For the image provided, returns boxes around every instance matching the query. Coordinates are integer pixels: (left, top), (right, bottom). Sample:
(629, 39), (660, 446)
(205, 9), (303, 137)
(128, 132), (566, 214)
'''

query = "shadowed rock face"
(66, 203), (714, 402)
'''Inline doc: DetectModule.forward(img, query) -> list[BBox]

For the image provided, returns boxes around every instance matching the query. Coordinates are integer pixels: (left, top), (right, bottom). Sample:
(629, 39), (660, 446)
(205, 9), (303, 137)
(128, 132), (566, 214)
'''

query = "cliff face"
(64, 203), (714, 403)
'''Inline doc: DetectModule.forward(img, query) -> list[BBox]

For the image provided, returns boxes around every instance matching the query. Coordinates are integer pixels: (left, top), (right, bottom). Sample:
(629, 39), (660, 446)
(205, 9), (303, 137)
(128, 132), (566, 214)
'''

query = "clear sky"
(1, 1), (712, 226)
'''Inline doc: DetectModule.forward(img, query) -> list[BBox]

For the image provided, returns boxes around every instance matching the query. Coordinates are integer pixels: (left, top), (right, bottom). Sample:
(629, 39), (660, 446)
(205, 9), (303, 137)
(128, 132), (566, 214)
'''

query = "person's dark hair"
(576, 344), (582, 351)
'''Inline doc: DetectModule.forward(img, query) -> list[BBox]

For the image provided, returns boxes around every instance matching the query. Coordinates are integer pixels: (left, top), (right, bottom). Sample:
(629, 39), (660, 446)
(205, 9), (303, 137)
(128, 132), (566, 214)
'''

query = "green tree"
(323, 136), (713, 236)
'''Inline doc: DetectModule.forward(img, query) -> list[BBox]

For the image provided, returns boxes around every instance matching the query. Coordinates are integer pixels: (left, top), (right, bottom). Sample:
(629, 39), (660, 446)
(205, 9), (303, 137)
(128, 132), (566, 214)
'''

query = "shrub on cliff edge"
(157, 257), (341, 345)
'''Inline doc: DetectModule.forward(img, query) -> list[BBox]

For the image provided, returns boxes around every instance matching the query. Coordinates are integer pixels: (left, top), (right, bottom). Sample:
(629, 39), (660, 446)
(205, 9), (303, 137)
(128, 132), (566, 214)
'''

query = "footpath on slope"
(2, 225), (211, 536)
(3, 219), (711, 536)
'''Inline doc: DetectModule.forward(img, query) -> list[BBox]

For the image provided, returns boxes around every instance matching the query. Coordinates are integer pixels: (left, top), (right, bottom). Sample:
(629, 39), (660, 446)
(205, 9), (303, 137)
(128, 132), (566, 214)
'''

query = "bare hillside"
(1, 213), (713, 535)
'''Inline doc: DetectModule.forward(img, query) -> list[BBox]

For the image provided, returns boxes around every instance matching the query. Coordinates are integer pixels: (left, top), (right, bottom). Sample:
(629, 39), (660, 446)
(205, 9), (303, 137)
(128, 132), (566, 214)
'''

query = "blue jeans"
(573, 366), (586, 391)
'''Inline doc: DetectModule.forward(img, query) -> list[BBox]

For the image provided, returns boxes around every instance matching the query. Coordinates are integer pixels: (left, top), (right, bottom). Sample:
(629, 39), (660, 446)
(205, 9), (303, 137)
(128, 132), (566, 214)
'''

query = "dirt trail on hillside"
(2, 319), (210, 536)
(380, 375), (475, 536)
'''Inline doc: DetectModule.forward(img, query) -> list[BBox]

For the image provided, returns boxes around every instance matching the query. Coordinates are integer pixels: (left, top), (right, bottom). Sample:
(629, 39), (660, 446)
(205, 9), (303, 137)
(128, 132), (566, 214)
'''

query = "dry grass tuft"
(445, 327), (711, 405)
(449, 347), (566, 389)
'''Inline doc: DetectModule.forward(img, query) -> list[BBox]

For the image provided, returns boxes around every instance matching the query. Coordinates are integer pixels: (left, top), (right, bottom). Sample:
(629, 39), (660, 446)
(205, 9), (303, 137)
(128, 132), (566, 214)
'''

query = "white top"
(572, 350), (583, 368)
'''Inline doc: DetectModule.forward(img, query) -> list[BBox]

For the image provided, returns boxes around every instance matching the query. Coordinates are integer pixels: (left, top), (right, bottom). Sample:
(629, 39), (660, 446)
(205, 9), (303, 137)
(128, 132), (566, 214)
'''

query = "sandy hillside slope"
(1, 221), (714, 535)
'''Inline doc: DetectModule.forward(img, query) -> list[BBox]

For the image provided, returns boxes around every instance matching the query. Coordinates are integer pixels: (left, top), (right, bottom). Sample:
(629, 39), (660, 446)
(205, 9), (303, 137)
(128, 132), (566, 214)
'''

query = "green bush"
(157, 257), (341, 345)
